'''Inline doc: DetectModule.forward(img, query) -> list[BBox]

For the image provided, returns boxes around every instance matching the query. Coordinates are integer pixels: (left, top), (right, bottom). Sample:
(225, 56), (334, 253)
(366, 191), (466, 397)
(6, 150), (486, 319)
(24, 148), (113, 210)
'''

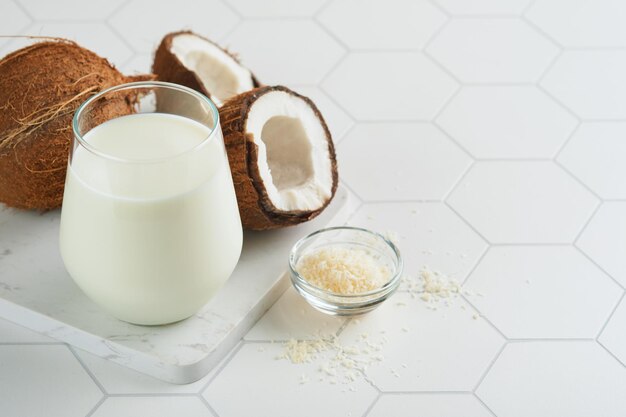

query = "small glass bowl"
(289, 226), (403, 316)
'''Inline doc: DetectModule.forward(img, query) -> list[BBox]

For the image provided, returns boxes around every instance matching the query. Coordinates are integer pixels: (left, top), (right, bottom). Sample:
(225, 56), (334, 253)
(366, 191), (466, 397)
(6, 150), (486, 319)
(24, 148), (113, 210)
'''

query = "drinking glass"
(60, 81), (243, 325)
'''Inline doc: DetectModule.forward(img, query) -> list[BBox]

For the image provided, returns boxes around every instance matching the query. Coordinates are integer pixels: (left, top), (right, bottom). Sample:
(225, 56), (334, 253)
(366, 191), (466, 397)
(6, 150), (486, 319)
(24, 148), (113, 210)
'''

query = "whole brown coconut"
(0, 40), (150, 210)
(220, 85), (338, 230)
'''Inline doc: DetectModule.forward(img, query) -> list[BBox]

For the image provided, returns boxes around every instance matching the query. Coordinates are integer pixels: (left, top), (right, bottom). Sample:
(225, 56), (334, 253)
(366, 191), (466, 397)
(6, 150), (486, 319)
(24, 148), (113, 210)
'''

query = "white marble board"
(0, 187), (351, 384)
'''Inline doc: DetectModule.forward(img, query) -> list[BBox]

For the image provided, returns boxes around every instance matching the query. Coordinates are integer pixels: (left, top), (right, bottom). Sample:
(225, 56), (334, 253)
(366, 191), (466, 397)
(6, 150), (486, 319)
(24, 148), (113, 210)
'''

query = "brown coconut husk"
(0, 39), (153, 210)
(152, 30), (260, 104)
(219, 85), (338, 230)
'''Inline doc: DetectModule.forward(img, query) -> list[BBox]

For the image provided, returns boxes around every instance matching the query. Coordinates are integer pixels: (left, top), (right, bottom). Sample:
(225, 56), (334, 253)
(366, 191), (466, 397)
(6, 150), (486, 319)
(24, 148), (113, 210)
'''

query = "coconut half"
(153, 31), (259, 106)
(220, 86), (338, 230)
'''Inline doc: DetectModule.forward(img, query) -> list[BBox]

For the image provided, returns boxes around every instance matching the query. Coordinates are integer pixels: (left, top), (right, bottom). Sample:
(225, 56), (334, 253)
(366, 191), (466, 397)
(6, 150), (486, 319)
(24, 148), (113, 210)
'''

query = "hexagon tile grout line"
(520, 14), (565, 49)
(596, 291), (626, 340)
(460, 295), (508, 341)
(597, 339), (626, 370)
(472, 392), (499, 417)
(198, 394), (221, 417)
(68, 345), (108, 395)
(104, 19), (142, 56)
(471, 342), (507, 393)
(199, 341), (247, 394)
(575, 246), (626, 292)
(84, 396), (107, 417)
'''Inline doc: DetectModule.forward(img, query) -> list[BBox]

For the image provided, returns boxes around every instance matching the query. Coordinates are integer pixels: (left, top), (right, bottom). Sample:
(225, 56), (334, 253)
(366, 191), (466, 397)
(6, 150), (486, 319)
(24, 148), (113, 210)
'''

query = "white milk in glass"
(60, 113), (242, 325)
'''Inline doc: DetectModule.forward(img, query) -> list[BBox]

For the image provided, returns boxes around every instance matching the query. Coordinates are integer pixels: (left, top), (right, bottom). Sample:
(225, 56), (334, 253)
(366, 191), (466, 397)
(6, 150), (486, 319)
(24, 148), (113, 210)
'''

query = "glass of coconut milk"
(60, 81), (243, 325)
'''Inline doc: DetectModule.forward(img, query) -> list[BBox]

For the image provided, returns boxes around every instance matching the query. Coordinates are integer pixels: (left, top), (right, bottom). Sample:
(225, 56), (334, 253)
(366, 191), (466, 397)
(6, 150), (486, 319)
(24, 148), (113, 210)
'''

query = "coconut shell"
(219, 85), (338, 230)
(0, 40), (151, 210)
(152, 30), (260, 103)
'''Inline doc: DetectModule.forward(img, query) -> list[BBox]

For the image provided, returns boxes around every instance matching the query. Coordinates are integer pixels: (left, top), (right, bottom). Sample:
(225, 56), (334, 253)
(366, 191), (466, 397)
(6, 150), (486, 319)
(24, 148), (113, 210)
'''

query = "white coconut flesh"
(170, 34), (254, 106)
(245, 91), (333, 212)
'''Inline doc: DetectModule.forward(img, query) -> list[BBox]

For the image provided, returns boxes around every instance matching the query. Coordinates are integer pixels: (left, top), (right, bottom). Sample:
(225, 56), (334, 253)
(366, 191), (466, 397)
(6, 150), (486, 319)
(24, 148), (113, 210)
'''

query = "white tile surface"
(368, 393), (492, 417)
(2, 1), (626, 415)
(18, 0), (125, 19)
(437, 86), (578, 159)
(339, 293), (504, 391)
(541, 51), (626, 119)
(477, 342), (626, 417)
(527, 0), (626, 47)
(18, 22), (133, 67)
(290, 86), (354, 141)
(0, 1), (31, 50)
(338, 123), (471, 201)
(600, 297), (626, 366)
(558, 123), (626, 199)
(318, 0), (447, 49)
(427, 19), (559, 83)
(577, 203), (626, 287)
(92, 397), (214, 417)
(434, 0), (532, 15)
(0, 345), (102, 417)
(347, 202), (487, 285)
(245, 287), (345, 341)
(224, 20), (344, 85)
(465, 246), (621, 338)
(120, 53), (152, 75)
(225, 0), (328, 17)
(109, 0), (239, 54)
(323, 52), (458, 120)
(203, 343), (377, 417)
(0, 317), (55, 343)
(448, 162), (598, 243)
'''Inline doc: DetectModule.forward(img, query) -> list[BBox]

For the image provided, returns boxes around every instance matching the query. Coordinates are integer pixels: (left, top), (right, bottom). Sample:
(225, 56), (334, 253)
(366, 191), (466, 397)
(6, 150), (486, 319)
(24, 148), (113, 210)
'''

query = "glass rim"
(71, 81), (220, 164)
(288, 226), (404, 299)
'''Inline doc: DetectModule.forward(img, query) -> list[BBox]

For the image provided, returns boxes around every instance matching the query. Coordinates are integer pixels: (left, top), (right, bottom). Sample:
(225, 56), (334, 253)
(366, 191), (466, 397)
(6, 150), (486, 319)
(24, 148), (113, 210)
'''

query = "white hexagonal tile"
(19, 22), (133, 68)
(121, 54), (152, 76)
(19, 0), (125, 19)
(369, 393), (492, 417)
(0, 1), (31, 50)
(322, 52), (458, 120)
(203, 343), (377, 417)
(223, 20), (344, 85)
(541, 51), (626, 119)
(347, 202), (487, 285)
(0, 345), (102, 417)
(437, 86), (578, 159)
(465, 246), (621, 339)
(448, 162), (598, 244)
(110, 0), (239, 54)
(92, 397), (214, 417)
(558, 123), (626, 199)
(477, 342), (626, 417)
(600, 297), (626, 366)
(339, 123), (471, 201)
(577, 203), (626, 287)
(225, 0), (327, 17)
(434, 0), (532, 15)
(339, 293), (504, 391)
(245, 287), (346, 341)
(0, 318), (54, 343)
(318, 0), (447, 49)
(427, 19), (559, 83)
(527, 0), (626, 47)
(290, 86), (354, 141)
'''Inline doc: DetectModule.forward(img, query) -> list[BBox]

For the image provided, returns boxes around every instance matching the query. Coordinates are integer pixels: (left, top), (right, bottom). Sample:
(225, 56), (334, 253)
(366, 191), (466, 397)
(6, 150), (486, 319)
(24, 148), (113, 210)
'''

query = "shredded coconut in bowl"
(295, 246), (391, 295)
